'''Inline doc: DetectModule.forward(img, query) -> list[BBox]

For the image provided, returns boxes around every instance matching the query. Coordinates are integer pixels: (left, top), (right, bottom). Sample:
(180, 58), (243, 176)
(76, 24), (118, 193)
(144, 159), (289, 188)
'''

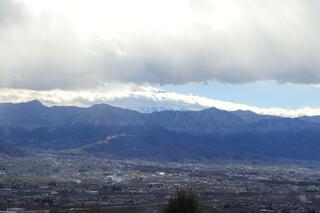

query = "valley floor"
(1, 153), (320, 212)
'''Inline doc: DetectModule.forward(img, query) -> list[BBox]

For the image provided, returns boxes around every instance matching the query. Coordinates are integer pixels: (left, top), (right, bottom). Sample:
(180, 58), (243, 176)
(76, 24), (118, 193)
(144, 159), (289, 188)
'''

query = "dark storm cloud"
(0, 0), (320, 89)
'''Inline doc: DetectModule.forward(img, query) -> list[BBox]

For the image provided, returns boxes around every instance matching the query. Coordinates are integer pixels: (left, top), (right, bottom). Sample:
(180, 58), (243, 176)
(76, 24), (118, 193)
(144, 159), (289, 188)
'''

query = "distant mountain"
(103, 96), (205, 113)
(146, 108), (246, 134)
(230, 110), (273, 123)
(300, 116), (320, 124)
(0, 100), (48, 128)
(1, 100), (320, 161)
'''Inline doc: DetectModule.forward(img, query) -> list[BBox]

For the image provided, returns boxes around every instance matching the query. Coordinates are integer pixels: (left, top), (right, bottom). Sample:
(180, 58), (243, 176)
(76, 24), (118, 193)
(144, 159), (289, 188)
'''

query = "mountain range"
(1, 100), (320, 161)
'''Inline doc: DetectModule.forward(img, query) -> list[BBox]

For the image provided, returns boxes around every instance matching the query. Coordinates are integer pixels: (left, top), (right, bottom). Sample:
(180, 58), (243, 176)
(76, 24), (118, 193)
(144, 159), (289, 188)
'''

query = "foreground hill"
(1, 100), (320, 161)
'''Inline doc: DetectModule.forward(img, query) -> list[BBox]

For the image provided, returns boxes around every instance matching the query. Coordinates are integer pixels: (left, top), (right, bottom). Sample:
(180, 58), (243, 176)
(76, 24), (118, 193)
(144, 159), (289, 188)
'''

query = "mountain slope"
(1, 100), (320, 161)
(146, 107), (246, 134)
(0, 140), (24, 156)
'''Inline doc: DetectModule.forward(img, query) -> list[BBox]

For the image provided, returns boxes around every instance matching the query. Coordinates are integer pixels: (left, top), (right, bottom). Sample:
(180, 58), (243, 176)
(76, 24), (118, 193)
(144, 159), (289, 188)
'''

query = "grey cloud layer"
(0, 0), (320, 89)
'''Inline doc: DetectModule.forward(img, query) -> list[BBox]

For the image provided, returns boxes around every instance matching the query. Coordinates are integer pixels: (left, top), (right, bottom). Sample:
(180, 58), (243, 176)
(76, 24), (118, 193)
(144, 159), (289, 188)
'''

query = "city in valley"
(1, 153), (320, 213)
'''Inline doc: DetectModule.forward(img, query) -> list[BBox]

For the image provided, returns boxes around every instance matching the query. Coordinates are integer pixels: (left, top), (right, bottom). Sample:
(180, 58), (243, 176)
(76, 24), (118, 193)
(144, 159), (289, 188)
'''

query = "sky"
(0, 0), (320, 116)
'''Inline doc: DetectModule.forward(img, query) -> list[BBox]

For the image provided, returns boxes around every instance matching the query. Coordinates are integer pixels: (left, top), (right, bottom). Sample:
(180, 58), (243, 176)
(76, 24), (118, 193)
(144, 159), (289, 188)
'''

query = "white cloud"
(0, 0), (320, 89)
(1, 85), (320, 117)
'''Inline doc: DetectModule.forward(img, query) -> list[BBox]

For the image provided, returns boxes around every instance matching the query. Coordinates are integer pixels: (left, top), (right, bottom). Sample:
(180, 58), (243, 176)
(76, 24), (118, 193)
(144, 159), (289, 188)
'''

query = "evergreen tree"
(165, 188), (202, 213)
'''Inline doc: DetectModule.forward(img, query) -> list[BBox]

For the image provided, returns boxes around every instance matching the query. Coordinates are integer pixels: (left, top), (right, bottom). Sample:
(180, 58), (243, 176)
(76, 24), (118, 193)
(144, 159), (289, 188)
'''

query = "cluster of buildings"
(1, 154), (320, 212)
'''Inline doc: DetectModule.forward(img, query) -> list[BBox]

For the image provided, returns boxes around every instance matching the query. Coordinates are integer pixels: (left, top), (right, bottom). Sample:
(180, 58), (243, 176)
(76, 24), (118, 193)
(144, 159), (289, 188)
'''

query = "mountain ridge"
(1, 100), (320, 161)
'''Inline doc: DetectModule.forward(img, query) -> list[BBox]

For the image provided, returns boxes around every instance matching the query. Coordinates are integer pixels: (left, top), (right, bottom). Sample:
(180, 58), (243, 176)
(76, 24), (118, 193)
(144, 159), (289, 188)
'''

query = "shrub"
(165, 188), (202, 213)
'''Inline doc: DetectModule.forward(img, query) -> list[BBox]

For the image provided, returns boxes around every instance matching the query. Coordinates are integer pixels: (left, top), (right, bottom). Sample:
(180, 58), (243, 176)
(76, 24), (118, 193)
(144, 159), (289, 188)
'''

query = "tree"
(165, 188), (202, 213)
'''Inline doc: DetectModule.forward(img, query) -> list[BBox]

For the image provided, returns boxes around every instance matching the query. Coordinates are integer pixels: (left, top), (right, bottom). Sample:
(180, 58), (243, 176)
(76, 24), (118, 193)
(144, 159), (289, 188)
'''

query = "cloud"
(1, 85), (320, 117)
(0, 0), (26, 25)
(0, 0), (320, 89)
